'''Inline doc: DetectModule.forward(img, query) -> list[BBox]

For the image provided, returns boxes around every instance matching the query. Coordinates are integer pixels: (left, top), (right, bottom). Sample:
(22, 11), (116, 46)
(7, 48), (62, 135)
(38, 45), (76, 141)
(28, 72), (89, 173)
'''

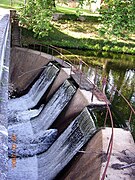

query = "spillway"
(8, 107), (96, 180)
(7, 57), (100, 179)
(31, 79), (76, 133)
(8, 78), (76, 143)
(8, 62), (59, 111)
(6, 47), (111, 180)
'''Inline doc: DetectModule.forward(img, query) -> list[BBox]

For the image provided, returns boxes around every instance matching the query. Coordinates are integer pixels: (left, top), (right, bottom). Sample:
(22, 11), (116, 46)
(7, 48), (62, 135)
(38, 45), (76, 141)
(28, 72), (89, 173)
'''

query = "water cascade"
(32, 80), (76, 133)
(8, 79), (76, 142)
(8, 129), (58, 157)
(8, 105), (44, 125)
(8, 107), (96, 180)
(8, 63), (59, 111)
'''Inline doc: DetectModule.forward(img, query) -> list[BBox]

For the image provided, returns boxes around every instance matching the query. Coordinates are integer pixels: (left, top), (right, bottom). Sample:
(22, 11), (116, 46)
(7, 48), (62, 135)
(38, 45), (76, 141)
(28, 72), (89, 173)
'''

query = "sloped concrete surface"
(0, 8), (10, 180)
(100, 128), (135, 180)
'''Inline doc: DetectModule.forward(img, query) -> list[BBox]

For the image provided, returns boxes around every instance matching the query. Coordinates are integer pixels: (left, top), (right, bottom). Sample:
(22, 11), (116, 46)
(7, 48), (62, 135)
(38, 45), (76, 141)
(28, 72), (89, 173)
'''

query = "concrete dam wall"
(0, 9), (10, 180)
(7, 47), (110, 179)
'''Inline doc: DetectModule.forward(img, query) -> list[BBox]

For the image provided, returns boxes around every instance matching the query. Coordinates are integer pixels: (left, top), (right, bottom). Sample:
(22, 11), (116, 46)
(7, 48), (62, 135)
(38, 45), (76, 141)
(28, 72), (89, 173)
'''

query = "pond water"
(60, 49), (135, 139)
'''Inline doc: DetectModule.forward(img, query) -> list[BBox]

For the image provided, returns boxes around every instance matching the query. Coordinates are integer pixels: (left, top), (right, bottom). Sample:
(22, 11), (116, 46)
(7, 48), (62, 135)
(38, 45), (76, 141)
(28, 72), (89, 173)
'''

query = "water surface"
(60, 50), (135, 138)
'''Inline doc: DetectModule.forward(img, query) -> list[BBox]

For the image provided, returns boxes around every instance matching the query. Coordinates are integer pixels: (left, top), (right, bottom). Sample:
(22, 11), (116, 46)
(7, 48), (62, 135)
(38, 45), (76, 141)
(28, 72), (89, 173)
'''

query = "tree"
(19, 0), (55, 37)
(19, 0), (92, 37)
(99, 0), (135, 39)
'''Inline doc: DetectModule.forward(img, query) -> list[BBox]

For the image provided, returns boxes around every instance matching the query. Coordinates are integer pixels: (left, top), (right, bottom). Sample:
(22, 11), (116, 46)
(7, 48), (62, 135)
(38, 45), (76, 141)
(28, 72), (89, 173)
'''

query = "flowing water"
(8, 63), (59, 111)
(59, 50), (135, 138)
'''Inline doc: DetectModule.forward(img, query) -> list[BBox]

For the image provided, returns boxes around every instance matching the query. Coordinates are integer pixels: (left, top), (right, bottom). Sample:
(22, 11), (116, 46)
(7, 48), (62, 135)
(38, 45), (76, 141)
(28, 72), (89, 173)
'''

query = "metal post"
(79, 72), (82, 86)
(102, 75), (107, 93)
(70, 65), (72, 76)
(79, 60), (82, 71)
(40, 45), (42, 55)
(47, 45), (49, 54)
(91, 68), (97, 102)
(51, 49), (53, 61)
(91, 86), (94, 102)
(87, 67), (91, 77)
(61, 54), (64, 66)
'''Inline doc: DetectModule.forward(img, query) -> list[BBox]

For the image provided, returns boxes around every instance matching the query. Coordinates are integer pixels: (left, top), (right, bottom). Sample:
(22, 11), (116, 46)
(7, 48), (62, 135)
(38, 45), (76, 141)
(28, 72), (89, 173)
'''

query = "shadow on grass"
(21, 26), (135, 54)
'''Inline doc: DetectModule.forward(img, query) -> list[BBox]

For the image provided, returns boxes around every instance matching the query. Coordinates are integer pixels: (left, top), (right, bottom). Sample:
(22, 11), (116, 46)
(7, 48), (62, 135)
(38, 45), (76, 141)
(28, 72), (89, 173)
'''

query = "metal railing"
(21, 43), (135, 127)
(21, 43), (135, 180)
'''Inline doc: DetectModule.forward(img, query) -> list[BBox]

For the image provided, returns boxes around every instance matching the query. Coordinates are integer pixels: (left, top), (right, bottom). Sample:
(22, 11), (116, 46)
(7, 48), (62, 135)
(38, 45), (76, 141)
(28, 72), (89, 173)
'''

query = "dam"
(0, 9), (135, 180)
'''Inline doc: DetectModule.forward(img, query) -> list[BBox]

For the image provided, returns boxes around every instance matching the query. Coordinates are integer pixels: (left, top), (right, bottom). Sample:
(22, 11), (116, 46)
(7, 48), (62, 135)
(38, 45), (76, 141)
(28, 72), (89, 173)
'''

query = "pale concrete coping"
(100, 128), (135, 180)
(0, 8), (9, 19)
(80, 89), (107, 106)
(12, 47), (70, 68)
(12, 47), (53, 58)
(61, 128), (135, 180)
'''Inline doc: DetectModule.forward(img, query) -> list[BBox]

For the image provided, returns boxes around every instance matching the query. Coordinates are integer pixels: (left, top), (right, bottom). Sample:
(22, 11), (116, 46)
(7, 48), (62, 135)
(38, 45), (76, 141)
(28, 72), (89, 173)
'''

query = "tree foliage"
(99, 0), (135, 39)
(19, 0), (92, 37)
(19, 0), (55, 37)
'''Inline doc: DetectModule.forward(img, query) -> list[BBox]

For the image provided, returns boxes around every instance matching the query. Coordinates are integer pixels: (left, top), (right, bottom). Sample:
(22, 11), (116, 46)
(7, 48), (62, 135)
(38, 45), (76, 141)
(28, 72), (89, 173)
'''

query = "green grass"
(21, 17), (135, 54)
(20, 4), (134, 54)
(56, 5), (97, 16)
(0, 0), (23, 8)
(56, 5), (79, 14)
(55, 5), (100, 22)
(21, 24), (135, 55)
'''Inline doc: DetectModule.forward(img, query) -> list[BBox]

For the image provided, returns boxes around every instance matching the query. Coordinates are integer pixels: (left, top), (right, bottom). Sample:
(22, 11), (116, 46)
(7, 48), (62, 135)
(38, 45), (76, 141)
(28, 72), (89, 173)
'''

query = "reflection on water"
(60, 50), (135, 139)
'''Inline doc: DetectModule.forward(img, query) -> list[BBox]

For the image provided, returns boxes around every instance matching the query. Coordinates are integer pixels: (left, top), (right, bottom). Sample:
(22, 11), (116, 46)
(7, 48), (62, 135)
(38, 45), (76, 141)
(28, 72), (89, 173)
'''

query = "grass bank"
(21, 19), (135, 55)
(20, 5), (135, 54)
(0, 0), (23, 8)
(0, 3), (133, 54)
